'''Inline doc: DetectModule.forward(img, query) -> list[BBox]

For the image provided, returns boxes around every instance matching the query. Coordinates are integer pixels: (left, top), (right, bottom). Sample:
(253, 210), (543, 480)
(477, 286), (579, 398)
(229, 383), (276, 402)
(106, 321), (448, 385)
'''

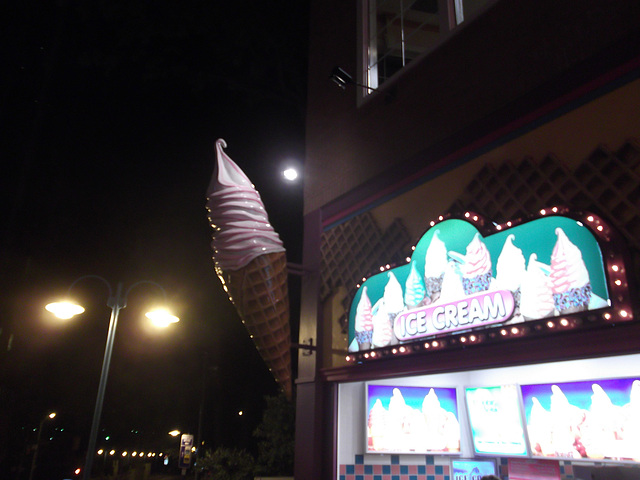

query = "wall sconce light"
(330, 66), (394, 99)
(330, 67), (355, 89)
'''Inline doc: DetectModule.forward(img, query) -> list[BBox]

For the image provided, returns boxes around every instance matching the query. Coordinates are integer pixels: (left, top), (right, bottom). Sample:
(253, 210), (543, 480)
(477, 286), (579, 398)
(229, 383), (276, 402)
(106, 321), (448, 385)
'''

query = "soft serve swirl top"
(206, 139), (285, 271)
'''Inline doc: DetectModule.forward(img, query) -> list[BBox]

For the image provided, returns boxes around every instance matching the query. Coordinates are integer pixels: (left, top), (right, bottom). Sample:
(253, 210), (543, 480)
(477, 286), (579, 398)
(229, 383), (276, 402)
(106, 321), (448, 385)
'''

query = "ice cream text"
(394, 290), (515, 341)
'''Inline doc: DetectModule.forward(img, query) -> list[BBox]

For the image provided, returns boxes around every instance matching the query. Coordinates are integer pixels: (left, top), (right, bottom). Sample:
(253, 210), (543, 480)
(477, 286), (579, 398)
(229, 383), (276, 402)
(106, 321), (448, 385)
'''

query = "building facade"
(296, 1), (640, 479)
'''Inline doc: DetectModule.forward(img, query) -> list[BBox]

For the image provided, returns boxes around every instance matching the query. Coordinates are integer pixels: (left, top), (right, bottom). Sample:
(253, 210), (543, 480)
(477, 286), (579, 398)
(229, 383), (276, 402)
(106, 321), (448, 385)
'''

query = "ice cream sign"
(395, 288), (515, 341)
(348, 212), (616, 353)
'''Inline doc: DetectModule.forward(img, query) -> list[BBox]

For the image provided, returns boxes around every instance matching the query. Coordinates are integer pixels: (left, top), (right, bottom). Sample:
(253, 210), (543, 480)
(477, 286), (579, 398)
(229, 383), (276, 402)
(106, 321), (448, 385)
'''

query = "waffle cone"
(218, 251), (292, 400)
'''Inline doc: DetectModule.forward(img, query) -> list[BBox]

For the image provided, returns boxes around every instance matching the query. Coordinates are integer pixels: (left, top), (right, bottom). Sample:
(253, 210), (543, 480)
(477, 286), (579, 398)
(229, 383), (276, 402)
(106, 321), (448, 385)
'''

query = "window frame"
(359, 0), (495, 102)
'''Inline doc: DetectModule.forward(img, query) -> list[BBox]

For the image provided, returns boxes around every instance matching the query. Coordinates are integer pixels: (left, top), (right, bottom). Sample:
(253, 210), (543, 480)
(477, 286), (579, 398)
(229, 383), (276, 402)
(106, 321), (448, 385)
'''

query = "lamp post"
(28, 411), (56, 480)
(45, 275), (179, 480)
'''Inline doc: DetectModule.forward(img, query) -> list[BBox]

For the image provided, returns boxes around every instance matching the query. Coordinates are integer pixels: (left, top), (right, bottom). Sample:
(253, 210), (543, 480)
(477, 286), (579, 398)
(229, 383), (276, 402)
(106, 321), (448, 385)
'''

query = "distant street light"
(168, 430), (181, 437)
(28, 411), (56, 480)
(45, 275), (179, 480)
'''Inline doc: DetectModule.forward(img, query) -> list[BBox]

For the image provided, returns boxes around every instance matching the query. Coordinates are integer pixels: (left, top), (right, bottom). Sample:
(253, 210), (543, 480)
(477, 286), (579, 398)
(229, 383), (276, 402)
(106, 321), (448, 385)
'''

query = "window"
(364, 0), (491, 90)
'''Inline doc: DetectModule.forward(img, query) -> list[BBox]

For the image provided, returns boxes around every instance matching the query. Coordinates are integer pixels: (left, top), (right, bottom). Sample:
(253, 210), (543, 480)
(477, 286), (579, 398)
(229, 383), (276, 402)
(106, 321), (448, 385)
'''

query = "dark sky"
(1, 0), (307, 469)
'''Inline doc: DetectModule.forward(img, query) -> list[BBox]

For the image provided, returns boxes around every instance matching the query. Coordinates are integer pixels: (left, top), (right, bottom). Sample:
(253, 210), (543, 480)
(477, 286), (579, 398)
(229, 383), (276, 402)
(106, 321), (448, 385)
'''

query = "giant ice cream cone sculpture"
(206, 138), (292, 400)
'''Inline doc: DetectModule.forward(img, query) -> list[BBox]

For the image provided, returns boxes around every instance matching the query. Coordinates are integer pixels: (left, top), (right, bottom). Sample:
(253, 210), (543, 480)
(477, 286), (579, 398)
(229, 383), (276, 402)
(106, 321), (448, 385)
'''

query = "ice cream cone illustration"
(528, 396), (552, 456)
(587, 384), (624, 452)
(383, 272), (403, 345)
(495, 234), (525, 319)
(422, 388), (460, 451)
(404, 261), (427, 309)
(354, 286), (374, 350)
(439, 261), (466, 303)
(460, 233), (493, 295)
(368, 399), (389, 451)
(550, 228), (592, 314)
(424, 230), (448, 302)
(520, 253), (555, 320)
(371, 299), (393, 348)
(384, 271), (405, 315)
(388, 388), (411, 437)
(548, 384), (585, 456)
(206, 138), (292, 400)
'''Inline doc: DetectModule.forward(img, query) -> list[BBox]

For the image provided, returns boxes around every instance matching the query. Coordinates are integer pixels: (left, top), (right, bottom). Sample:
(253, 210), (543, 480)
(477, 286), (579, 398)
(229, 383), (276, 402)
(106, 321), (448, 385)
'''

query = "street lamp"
(45, 275), (179, 480)
(28, 412), (56, 480)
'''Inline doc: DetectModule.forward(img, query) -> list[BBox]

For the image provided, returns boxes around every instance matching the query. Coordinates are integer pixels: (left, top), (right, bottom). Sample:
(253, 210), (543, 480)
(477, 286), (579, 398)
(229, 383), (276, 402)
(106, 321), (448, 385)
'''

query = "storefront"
(297, 79), (640, 480)
(331, 209), (639, 480)
(337, 356), (639, 480)
(295, 2), (640, 479)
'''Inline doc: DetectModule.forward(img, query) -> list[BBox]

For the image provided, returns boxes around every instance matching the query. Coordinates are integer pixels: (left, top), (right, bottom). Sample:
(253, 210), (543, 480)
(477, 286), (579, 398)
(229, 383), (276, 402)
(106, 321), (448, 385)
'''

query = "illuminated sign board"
(366, 384), (460, 454)
(179, 434), (193, 469)
(451, 459), (498, 480)
(521, 378), (640, 462)
(348, 211), (621, 354)
(465, 385), (528, 456)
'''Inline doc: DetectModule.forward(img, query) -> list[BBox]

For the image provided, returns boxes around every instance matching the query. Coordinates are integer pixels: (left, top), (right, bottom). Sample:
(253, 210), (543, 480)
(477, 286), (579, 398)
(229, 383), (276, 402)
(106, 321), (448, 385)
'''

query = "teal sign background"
(348, 216), (609, 346)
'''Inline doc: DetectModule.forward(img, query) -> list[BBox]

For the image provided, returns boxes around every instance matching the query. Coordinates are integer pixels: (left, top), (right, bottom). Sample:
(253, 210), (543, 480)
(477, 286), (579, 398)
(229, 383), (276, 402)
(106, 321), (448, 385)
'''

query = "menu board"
(465, 385), (529, 456)
(366, 384), (460, 454)
(521, 378), (640, 462)
(452, 459), (497, 480)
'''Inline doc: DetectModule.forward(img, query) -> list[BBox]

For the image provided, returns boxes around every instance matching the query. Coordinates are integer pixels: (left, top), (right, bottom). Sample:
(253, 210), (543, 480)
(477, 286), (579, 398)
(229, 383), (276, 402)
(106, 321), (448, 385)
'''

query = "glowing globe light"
(45, 302), (85, 319)
(283, 168), (298, 181)
(146, 309), (180, 328)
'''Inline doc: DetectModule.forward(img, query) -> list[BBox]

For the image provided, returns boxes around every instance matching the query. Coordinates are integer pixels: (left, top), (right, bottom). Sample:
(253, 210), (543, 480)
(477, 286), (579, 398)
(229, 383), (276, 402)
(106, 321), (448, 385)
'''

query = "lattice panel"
(450, 139), (640, 253)
(320, 212), (411, 310)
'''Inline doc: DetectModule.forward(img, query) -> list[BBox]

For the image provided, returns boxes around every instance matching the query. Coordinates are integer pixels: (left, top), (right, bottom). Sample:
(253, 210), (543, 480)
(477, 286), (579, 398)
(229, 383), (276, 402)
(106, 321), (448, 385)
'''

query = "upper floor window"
(365, 0), (491, 90)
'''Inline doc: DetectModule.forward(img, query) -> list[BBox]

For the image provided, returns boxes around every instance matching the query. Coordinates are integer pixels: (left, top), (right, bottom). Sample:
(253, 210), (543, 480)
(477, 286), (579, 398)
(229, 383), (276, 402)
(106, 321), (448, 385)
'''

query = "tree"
(198, 447), (254, 480)
(252, 394), (295, 476)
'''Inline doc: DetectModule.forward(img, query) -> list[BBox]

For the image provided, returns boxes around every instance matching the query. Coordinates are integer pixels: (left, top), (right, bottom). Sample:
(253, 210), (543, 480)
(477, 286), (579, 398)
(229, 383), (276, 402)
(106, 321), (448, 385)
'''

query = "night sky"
(1, 0), (307, 473)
